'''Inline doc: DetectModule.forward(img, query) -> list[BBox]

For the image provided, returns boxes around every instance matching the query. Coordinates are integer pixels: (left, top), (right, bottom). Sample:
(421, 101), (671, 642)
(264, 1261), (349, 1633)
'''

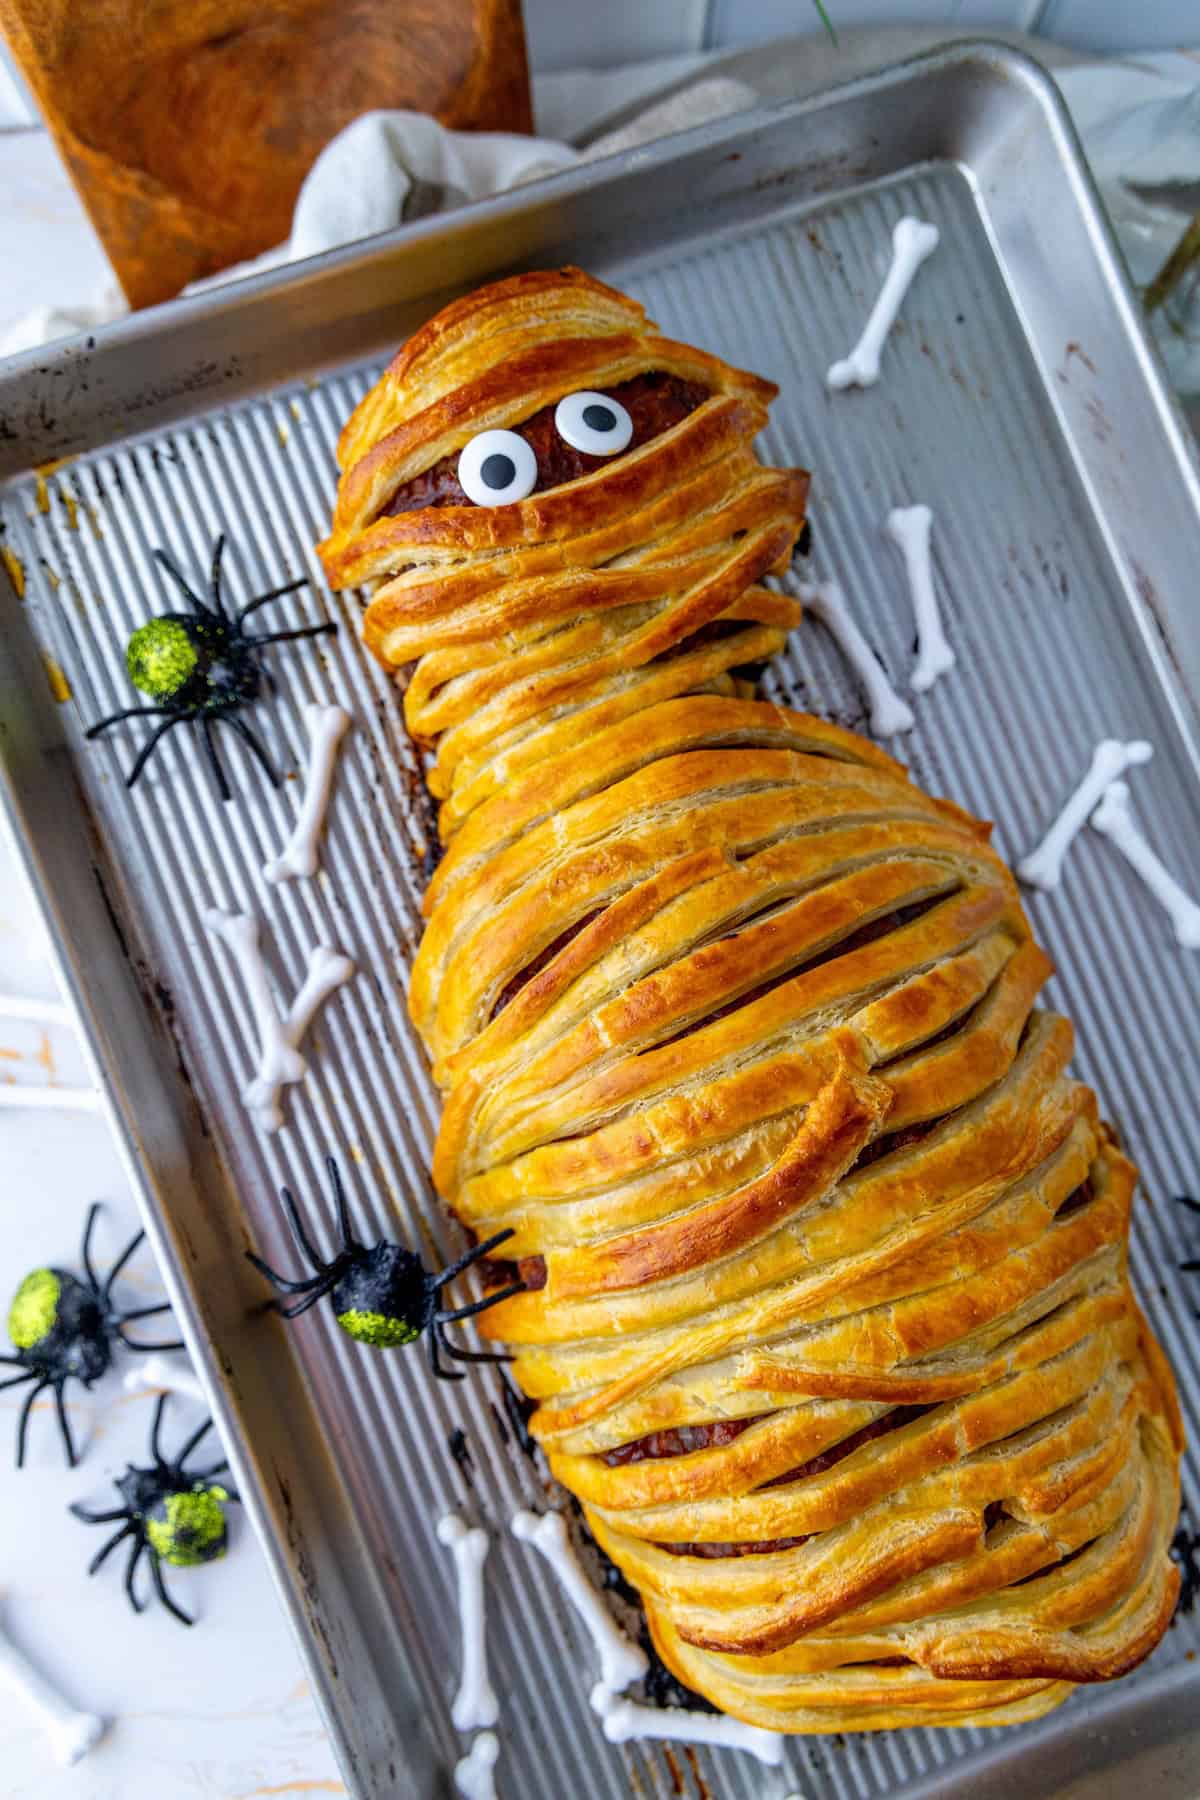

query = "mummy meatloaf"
(319, 269), (1182, 1733)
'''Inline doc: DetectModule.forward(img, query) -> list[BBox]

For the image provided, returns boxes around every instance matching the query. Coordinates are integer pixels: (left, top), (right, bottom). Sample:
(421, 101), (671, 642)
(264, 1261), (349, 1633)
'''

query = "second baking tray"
(1, 40), (1199, 1800)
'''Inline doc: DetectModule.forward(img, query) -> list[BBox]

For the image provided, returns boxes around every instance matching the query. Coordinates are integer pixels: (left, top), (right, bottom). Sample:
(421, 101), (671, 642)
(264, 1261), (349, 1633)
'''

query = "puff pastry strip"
(319, 268), (1182, 1735)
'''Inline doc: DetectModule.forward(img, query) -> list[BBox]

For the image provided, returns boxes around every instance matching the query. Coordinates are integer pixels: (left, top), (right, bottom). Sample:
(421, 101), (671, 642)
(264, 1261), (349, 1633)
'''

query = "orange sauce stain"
(62, 491), (80, 531)
(34, 1031), (56, 1080)
(1, 544), (26, 597)
(0, 1047), (20, 1061)
(42, 654), (72, 703)
(42, 562), (61, 590)
(237, 1784), (345, 1797)
(277, 422), (290, 449)
(34, 456), (76, 514)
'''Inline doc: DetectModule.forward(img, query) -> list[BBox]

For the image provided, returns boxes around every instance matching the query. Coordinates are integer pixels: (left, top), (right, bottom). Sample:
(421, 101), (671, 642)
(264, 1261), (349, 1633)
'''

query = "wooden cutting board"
(0, 0), (532, 308)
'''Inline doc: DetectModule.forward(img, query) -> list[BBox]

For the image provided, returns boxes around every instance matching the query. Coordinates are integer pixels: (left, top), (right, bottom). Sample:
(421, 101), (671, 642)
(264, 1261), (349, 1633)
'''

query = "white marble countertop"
(0, 825), (344, 1799)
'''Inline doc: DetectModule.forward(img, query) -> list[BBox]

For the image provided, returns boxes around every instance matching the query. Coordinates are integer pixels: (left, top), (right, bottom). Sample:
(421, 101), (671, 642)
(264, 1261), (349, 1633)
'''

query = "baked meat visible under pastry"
(319, 266), (1182, 1735)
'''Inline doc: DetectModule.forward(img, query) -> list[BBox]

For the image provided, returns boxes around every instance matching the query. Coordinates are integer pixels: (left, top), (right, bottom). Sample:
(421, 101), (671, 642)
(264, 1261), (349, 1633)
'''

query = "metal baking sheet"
(1, 41), (1199, 1800)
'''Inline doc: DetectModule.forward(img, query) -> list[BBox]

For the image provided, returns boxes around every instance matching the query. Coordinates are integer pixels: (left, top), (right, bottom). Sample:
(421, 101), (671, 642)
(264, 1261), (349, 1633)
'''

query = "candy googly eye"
(554, 391), (634, 456)
(457, 430), (538, 506)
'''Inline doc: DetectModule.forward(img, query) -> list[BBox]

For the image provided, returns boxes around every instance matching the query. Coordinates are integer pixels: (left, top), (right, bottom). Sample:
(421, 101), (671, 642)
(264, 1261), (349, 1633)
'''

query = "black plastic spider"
(1, 1204), (182, 1469)
(246, 1157), (525, 1380)
(84, 533), (336, 801)
(70, 1393), (238, 1627)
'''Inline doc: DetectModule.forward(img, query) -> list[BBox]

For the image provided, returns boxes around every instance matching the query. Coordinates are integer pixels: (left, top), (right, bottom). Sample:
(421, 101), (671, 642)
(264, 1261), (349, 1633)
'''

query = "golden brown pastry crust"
(320, 267), (1182, 1734)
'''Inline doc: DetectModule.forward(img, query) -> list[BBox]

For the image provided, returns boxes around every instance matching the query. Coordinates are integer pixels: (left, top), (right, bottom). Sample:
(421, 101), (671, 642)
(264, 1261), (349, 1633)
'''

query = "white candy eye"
(457, 429), (538, 506)
(554, 391), (634, 456)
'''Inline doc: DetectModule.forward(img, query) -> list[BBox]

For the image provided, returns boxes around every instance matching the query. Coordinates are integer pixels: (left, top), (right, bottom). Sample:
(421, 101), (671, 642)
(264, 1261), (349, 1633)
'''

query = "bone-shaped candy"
(511, 1509), (647, 1694)
(437, 1515), (499, 1731)
(123, 1354), (208, 1407)
(204, 908), (354, 1132)
(0, 1605), (105, 1767)
(1018, 739), (1153, 892)
(591, 1682), (783, 1767)
(827, 216), (940, 391)
(263, 703), (351, 885)
(885, 504), (955, 694)
(1091, 781), (1200, 949)
(454, 1731), (499, 1800)
(797, 579), (914, 738)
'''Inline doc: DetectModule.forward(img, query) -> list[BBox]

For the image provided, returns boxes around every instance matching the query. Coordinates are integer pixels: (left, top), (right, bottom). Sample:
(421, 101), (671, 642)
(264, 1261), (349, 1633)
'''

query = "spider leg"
(327, 1157), (358, 1255)
(0, 1369), (37, 1393)
(126, 714), (191, 789)
(276, 1280), (340, 1320)
(149, 1551), (194, 1627)
(118, 1331), (188, 1353)
(427, 1324), (464, 1383)
(190, 1458), (230, 1483)
(1180, 1259), (1200, 1272)
(88, 1521), (136, 1576)
(201, 717), (233, 803)
(153, 546), (212, 618)
(437, 1338), (517, 1367)
(280, 1184), (328, 1272)
(101, 1226), (146, 1301)
(85, 704), (174, 740)
(1176, 1195), (1200, 1216)
(244, 1252), (329, 1297)
(70, 1501), (129, 1524)
(208, 533), (228, 618)
(80, 1200), (104, 1292)
(175, 1416), (215, 1471)
(431, 1227), (516, 1290)
(241, 623), (337, 649)
(222, 715), (280, 789)
(116, 1302), (174, 1324)
(435, 1283), (525, 1324)
(236, 575), (308, 623)
(53, 1382), (79, 1467)
(14, 1379), (48, 1468)
(124, 1537), (147, 1614)
(150, 1391), (169, 1464)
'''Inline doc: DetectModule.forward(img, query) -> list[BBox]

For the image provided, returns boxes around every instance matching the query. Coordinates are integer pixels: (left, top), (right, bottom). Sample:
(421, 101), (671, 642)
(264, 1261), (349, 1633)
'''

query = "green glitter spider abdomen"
(7, 1268), (61, 1350)
(126, 617), (200, 700)
(336, 1307), (421, 1349)
(145, 1484), (230, 1568)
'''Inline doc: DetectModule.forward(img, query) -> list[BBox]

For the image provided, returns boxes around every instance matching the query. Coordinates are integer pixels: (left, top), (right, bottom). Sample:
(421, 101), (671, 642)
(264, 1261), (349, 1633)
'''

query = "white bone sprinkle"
(263, 703), (351, 884)
(123, 1353), (208, 1407)
(1091, 781), (1200, 948)
(204, 908), (354, 1132)
(455, 1731), (499, 1800)
(1017, 739), (1153, 892)
(826, 216), (940, 391)
(885, 504), (955, 693)
(797, 579), (914, 737)
(511, 1510), (647, 1694)
(591, 1683), (783, 1767)
(0, 1605), (105, 1766)
(437, 1515), (499, 1731)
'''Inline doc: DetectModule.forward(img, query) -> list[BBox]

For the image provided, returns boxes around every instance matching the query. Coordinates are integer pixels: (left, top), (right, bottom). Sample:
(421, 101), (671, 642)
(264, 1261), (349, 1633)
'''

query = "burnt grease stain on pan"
(447, 1425), (475, 1485)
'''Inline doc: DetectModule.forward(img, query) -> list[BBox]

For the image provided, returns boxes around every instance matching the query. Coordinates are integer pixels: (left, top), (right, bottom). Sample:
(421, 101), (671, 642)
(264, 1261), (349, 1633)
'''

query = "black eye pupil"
(582, 403), (617, 433)
(480, 453), (516, 490)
